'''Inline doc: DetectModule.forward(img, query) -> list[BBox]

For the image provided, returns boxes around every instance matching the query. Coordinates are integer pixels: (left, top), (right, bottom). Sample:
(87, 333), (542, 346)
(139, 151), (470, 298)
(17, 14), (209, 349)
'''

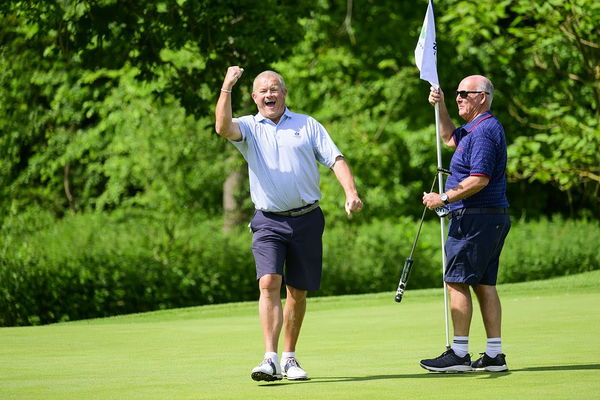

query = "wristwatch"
(440, 193), (450, 205)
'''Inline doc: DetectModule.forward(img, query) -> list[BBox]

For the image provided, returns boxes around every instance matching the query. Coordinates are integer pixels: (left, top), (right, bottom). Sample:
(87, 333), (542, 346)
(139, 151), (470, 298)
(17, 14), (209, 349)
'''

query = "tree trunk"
(223, 168), (245, 233)
(64, 162), (76, 213)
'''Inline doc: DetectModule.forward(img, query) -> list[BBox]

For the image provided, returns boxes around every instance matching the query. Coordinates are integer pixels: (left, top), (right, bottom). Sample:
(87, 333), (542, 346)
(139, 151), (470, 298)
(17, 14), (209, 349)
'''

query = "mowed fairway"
(1, 271), (599, 400)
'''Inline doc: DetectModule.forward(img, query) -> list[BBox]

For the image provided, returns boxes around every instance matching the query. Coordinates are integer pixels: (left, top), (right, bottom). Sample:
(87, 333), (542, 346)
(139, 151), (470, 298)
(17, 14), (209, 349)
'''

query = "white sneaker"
(281, 357), (309, 380)
(251, 358), (282, 382)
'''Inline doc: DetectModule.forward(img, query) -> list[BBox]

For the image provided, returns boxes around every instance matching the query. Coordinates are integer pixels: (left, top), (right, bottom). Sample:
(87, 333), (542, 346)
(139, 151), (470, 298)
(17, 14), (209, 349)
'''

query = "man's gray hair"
(478, 77), (494, 106)
(253, 70), (287, 92)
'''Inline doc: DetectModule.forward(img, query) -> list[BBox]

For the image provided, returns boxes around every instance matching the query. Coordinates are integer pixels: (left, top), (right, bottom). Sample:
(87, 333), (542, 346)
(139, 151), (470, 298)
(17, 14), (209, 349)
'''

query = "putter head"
(395, 286), (405, 302)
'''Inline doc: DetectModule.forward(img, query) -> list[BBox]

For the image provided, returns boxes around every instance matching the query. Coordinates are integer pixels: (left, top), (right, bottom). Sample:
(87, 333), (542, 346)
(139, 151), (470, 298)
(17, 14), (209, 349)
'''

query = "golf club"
(394, 167), (451, 303)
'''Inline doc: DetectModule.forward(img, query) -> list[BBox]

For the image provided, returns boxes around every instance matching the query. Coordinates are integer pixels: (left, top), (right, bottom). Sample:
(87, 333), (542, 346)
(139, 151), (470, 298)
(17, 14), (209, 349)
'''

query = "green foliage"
(0, 0), (314, 115)
(499, 216), (600, 282)
(438, 0), (600, 213)
(1, 0), (599, 326)
(1, 213), (598, 326)
(320, 217), (443, 296)
(0, 0), (313, 218)
(0, 211), (256, 326)
(3, 63), (230, 216)
(2, 0), (599, 222)
(271, 0), (599, 220)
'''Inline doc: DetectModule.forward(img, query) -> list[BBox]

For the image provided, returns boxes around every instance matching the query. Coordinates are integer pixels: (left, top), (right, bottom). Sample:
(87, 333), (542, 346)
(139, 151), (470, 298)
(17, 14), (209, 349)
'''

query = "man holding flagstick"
(420, 76), (511, 373)
(415, 0), (511, 373)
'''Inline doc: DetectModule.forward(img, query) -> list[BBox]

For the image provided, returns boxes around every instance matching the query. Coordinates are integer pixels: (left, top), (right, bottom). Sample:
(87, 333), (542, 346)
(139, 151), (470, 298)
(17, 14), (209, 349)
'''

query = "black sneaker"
(471, 353), (508, 372)
(420, 349), (472, 372)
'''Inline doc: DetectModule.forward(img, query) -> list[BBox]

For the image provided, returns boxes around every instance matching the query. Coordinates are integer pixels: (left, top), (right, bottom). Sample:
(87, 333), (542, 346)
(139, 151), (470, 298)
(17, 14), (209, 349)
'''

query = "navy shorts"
(444, 213), (511, 286)
(250, 208), (325, 291)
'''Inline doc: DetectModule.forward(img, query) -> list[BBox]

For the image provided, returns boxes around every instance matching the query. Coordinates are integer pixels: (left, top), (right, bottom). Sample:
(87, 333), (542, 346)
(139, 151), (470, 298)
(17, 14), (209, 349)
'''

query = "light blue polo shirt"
(231, 108), (342, 212)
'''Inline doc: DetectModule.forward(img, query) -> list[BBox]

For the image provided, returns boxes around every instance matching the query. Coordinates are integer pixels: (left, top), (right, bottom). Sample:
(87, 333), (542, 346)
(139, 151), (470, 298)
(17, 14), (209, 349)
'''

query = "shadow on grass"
(259, 371), (505, 386)
(258, 363), (600, 386)
(511, 363), (600, 372)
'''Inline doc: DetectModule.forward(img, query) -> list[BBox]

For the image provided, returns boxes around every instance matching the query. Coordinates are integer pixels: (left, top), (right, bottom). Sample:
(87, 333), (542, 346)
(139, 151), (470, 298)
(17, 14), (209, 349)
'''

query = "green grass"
(2, 271), (600, 400)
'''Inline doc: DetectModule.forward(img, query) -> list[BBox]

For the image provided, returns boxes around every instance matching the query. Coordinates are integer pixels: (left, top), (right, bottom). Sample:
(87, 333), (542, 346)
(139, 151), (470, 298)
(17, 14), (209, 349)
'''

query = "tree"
(276, 0), (599, 219)
(2, 0), (598, 224)
(438, 0), (599, 216)
(0, 0), (313, 218)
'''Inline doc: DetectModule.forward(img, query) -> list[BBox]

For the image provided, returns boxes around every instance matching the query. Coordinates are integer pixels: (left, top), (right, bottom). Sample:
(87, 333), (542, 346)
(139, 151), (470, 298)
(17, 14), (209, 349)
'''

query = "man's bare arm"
(422, 175), (490, 209)
(331, 156), (363, 218)
(215, 66), (244, 141)
(429, 87), (457, 148)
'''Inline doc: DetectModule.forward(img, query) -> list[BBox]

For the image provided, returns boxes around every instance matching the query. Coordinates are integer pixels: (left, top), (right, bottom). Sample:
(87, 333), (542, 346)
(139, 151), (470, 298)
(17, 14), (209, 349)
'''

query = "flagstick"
(434, 102), (451, 350)
(415, 0), (449, 349)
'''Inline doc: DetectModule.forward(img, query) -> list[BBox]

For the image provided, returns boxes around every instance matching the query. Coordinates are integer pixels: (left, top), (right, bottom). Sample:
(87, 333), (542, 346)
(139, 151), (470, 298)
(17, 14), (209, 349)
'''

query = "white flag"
(414, 0), (439, 88)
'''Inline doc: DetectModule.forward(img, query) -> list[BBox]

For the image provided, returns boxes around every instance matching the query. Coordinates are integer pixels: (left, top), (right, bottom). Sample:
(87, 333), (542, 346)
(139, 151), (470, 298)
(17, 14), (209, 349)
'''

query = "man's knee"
(259, 273), (283, 292)
(447, 282), (470, 295)
(286, 285), (307, 302)
(474, 284), (499, 298)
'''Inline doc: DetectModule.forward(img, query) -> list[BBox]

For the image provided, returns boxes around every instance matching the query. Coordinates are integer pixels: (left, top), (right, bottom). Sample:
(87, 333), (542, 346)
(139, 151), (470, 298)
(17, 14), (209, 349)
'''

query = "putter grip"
(394, 258), (414, 303)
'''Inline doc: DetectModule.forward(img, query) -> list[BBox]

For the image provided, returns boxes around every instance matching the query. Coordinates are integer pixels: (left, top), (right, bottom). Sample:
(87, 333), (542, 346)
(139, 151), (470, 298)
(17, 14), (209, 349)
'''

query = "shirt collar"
(464, 111), (493, 133)
(255, 107), (292, 124)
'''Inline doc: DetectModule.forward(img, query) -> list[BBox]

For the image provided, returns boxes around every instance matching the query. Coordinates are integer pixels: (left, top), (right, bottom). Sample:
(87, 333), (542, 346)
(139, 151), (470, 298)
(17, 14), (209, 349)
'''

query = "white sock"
(282, 351), (295, 361)
(264, 352), (279, 363)
(486, 338), (502, 357)
(452, 336), (469, 357)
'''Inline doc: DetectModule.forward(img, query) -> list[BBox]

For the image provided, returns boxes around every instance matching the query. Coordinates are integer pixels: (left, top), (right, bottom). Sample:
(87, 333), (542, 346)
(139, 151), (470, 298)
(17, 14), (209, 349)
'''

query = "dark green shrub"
(0, 212), (257, 326)
(1, 212), (598, 326)
(498, 216), (600, 282)
(320, 217), (444, 296)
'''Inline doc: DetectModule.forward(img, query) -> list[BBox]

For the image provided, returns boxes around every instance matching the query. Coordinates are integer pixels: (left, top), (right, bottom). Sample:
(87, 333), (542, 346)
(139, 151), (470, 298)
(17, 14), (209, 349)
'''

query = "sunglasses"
(456, 90), (490, 98)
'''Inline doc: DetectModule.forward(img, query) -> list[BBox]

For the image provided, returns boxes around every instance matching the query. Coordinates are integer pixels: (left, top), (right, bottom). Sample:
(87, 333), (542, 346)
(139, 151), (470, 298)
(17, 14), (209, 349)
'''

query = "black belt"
(267, 201), (320, 217)
(448, 207), (509, 219)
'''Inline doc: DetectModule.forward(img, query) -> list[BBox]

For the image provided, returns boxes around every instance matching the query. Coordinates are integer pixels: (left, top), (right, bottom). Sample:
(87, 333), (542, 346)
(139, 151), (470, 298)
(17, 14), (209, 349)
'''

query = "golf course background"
(2, 0), (598, 327)
(2, 2), (599, 397)
(2, 270), (599, 400)
(2, 215), (598, 326)
(0, 0), (600, 326)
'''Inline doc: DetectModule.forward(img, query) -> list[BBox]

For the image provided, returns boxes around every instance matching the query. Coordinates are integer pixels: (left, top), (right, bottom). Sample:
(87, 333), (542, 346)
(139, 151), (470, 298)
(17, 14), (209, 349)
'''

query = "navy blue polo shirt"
(445, 111), (509, 210)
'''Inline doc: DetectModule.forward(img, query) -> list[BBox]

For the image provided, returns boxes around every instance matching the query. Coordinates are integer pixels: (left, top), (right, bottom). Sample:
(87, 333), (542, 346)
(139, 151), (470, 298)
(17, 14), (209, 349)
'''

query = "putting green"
(1, 271), (599, 400)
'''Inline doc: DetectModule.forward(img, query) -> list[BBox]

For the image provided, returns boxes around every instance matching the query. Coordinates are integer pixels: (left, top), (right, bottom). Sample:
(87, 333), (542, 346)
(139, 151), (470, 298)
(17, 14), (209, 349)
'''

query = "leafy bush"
(499, 216), (600, 282)
(0, 211), (256, 326)
(320, 217), (444, 296)
(1, 212), (598, 326)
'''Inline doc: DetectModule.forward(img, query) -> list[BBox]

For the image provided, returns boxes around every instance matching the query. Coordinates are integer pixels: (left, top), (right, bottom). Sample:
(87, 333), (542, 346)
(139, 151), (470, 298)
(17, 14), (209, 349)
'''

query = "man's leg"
(419, 282), (474, 372)
(250, 211), (290, 381)
(283, 285), (307, 352)
(447, 282), (473, 337)
(447, 282), (473, 358)
(250, 274), (283, 381)
(251, 273), (284, 381)
(258, 273), (283, 353)
(471, 284), (507, 371)
(473, 284), (501, 338)
(474, 284), (502, 355)
(280, 284), (309, 380)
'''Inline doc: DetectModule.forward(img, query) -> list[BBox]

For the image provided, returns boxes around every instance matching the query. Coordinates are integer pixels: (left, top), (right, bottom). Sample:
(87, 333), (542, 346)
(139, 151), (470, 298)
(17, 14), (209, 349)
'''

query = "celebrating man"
(215, 66), (363, 381)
